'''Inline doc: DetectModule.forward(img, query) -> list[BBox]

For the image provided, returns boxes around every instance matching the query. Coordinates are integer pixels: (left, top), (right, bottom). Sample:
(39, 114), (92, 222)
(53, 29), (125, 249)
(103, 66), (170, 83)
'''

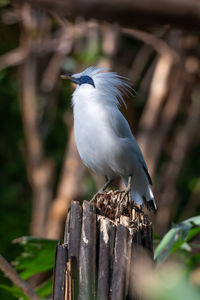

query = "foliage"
(13, 237), (57, 280)
(0, 285), (29, 300)
(151, 217), (200, 299)
(155, 216), (200, 264)
(0, 237), (57, 299)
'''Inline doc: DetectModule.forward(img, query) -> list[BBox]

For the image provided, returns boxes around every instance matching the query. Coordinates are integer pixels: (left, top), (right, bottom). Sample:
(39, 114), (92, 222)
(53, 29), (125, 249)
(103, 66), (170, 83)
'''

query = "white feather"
(70, 67), (157, 211)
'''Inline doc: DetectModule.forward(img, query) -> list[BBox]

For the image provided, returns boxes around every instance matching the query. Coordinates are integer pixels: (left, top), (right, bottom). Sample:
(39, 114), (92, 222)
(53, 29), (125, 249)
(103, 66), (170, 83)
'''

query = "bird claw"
(119, 175), (132, 203)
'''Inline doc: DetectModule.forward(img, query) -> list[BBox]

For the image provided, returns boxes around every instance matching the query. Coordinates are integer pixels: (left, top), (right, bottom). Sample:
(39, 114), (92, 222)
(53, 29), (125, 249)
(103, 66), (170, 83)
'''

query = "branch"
(17, 4), (55, 237)
(41, 23), (74, 92)
(23, 0), (200, 29)
(0, 254), (41, 300)
(156, 87), (200, 234)
(121, 28), (178, 59)
(136, 53), (174, 175)
(0, 47), (27, 71)
(0, 35), (72, 72)
(45, 124), (85, 239)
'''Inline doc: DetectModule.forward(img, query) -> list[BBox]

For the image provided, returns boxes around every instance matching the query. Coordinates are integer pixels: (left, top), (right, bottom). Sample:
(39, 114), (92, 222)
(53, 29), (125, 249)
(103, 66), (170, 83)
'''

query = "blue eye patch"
(78, 75), (95, 87)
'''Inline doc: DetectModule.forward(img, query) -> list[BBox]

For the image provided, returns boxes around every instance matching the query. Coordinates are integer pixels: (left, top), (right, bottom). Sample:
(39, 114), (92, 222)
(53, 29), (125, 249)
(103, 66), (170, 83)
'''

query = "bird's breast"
(72, 100), (136, 178)
(73, 102), (116, 175)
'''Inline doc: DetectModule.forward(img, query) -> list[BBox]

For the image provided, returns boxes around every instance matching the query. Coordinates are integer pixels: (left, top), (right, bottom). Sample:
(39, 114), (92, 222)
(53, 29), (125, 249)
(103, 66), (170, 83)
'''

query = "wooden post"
(53, 191), (153, 300)
(97, 217), (115, 300)
(53, 243), (68, 300)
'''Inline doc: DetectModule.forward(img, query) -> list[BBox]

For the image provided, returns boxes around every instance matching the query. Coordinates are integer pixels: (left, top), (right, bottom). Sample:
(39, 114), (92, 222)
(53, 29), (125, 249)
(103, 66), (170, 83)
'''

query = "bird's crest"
(72, 66), (133, 107)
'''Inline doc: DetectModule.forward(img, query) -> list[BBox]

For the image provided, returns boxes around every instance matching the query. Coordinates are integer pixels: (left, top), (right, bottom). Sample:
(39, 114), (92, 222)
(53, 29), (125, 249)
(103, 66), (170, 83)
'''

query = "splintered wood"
(94, 190), (149, 229)
(53, 192), (153, 300)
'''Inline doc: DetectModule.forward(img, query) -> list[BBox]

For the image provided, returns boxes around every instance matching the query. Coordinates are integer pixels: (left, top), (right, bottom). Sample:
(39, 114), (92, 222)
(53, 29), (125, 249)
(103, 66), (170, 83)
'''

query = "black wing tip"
(143, 196), (157, 213)
(143, 166), (152, 185)
(147, 200), (157, 213)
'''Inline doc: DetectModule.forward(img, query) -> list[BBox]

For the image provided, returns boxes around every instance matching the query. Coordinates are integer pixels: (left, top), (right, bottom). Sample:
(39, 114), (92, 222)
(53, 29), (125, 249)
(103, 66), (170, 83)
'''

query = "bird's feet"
(118, 175), (132, 204)
(91, 178), (113, 202)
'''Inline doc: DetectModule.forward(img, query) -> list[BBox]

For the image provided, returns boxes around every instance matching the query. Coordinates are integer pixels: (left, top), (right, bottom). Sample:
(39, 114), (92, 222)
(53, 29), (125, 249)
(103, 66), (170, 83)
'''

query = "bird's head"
(60, 74), (95, 88)
(61, 66), (133, 107)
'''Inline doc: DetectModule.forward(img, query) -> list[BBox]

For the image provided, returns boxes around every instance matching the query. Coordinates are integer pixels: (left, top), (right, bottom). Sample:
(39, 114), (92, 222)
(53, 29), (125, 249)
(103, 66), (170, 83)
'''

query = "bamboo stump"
(53, 191), (153, 300)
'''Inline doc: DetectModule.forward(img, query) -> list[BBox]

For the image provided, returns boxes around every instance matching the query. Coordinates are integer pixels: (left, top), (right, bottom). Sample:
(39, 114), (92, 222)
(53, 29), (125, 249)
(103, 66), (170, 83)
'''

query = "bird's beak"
(60, 74), (80, 85)
(60, 74), (71, 80)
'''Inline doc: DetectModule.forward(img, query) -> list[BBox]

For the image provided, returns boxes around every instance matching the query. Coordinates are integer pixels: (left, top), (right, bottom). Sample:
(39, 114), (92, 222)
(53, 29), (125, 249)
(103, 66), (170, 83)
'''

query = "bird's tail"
(142, 186), (157, 213)
(124, 168), (157, 213)
(130, 186), (157, 213)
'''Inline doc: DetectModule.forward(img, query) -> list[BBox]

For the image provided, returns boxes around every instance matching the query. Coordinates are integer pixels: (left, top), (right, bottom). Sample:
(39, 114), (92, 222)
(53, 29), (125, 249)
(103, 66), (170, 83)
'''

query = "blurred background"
(0, 0), (200, 299)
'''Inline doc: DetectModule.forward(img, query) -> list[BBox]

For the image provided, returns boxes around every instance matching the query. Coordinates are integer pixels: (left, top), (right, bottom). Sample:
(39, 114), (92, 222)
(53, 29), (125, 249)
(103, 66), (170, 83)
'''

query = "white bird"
(61, 67), (157, 212)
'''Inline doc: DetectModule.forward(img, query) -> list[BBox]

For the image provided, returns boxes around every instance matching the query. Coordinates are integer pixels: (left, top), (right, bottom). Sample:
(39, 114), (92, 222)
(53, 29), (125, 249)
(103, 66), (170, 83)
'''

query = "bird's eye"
(81, 76), (87, 82)
(79, 75), (95, 87)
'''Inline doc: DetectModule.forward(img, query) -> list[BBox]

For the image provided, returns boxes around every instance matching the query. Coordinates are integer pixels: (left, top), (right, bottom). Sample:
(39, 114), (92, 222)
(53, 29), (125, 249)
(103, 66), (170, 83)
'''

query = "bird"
(61, 66), (157, 212)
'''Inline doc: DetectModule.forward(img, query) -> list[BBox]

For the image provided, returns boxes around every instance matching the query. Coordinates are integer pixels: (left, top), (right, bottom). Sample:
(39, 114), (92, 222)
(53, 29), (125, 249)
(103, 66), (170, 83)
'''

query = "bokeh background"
(0, 1), (200, 299)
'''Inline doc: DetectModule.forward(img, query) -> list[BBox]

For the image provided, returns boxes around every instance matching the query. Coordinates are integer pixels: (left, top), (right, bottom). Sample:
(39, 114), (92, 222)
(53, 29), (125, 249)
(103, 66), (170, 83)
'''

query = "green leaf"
(186, 226), (200, 241)
(36, 278), (53, 298)
(13, 236), (57, 280)
(180, 242), (192, 252)
(187, 253), (200, 269)
(154, 228), (177, 264)
(0, 284), (29, 300)
(154, 216), (200, 264)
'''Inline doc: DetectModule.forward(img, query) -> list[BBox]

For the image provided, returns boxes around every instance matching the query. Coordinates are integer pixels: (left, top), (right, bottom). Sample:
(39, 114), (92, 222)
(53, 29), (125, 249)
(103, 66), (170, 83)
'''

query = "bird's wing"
(107, 106), (133, 139)
(142, 164), (152, 185)
(107, 107), (152, 185)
